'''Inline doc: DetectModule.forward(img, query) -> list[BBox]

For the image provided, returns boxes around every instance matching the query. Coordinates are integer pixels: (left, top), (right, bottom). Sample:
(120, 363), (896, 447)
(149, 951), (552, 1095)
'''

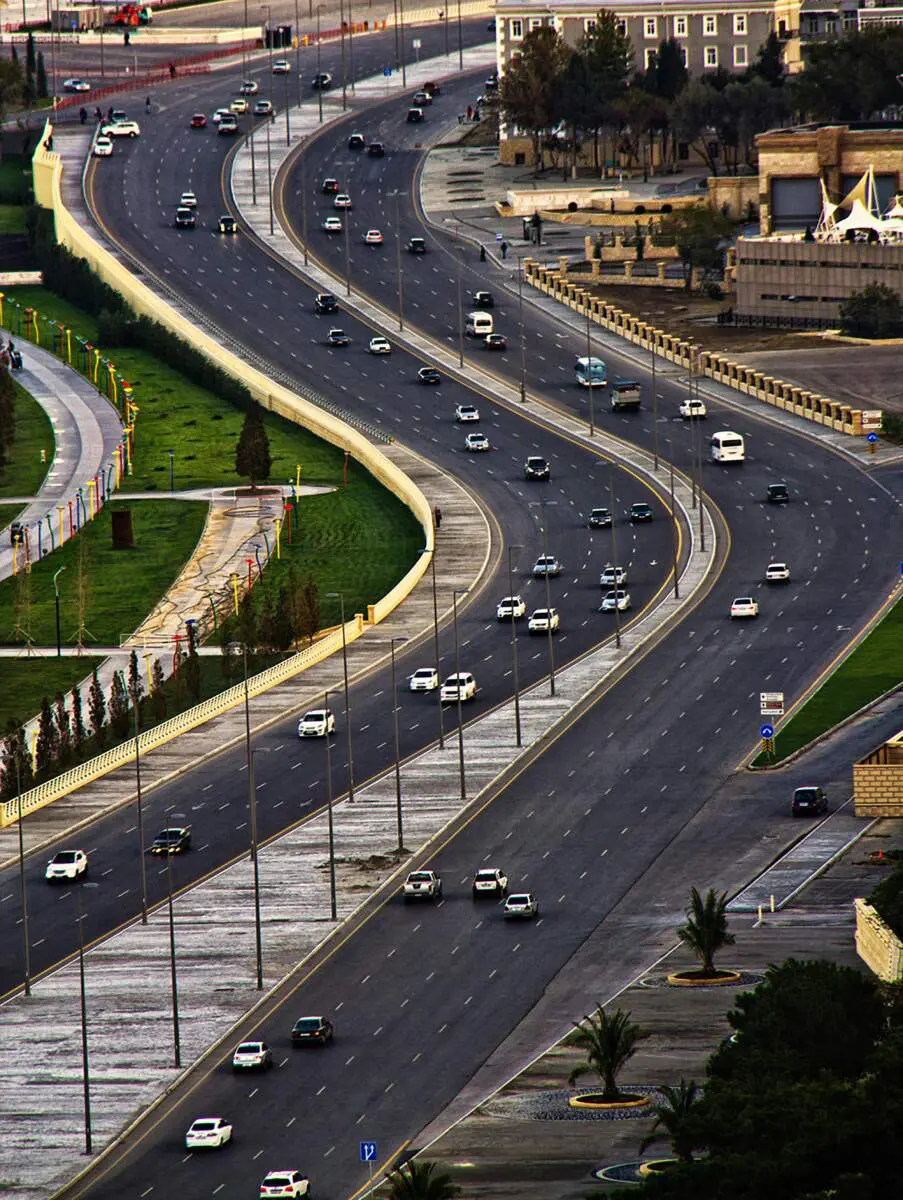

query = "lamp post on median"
(15, 755), (30, 996)
(248, 106), (258, 205)
(316, 7), (324, 123)
(53, 564), (67, 657)
(399, 0), (407, 85)
(457, 0), (463, 69)
(323, 689), (338, 920)
(392, 191), (405, 331)
(242, 645), (264, 990)
(294, 0), (301, 106)
(132, 680), (148, 925)
(261, 4), (273, 72)
(518, 259), (527, 403)
(162, 806), (187, 1067)
(282, 61), (291, 146)
(342, 190), (352, 297)
(529, 500), (558, 696)
(668, 444), (679, 600)
(390, 636), (408, 851)
(265, 113), (275, 236)
(456, 246), (465, 367)
(419, 544), (444, 750)
(452, 588), (468, 802)
(339, 0), (347, 110)
(507, 544), (523, 747)
(75, 881), (100, 1155)
(326, 592), (355, 803)
(608, 470), (622, 650)
(585, 306), (595, 436)
(300, 142), (309, 266)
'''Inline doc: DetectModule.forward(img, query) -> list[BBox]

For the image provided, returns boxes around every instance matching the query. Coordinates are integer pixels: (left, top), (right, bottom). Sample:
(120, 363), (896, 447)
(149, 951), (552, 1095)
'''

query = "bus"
(575, 356), (607, 387)
(710, 431), (745, 463)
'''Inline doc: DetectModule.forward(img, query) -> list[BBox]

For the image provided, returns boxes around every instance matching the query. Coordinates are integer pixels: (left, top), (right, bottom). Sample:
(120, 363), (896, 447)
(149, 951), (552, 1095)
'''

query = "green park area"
(0, 379), (55, 501)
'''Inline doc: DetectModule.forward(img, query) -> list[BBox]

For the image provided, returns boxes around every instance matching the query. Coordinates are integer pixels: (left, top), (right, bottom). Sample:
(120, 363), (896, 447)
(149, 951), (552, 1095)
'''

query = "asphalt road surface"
(33, 31), (903, 1200)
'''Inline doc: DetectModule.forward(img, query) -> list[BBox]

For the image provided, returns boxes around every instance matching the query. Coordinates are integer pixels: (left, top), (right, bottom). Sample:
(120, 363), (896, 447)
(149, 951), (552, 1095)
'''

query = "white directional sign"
(760, 691), (784, 716)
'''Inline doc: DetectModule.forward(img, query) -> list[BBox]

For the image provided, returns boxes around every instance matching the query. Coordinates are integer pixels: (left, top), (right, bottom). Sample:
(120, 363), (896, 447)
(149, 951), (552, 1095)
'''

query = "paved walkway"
(0, 337), (124, 583)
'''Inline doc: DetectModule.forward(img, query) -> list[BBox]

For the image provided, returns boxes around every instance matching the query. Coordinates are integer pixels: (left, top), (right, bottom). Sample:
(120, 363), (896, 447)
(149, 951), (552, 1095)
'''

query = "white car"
(369, 336), (391, 354)
(679, 397), (707, 419)
(64, 77), (91, 92)
(239, 79), (260, 95)
(297, 708), (335, 737)
(409, 667), (439, 692)
(272, 59), (292, 74)
(496, 595), (525, 621)
(765, 562), (790, 582)
(260, 1170), (310, 1197)
(440, 672), (477, 702)
(503, 892), (539, 919)
(100, 120), (140, 138)
(179, 191), (197, 208)
(730, 597), (759, 618)
(93, 136), (113, 157)
(533, 554), (560, 578)
(232, 1041), (272, 1071)
(45, 849), (88, 882)
(212, 108), (232, 124)
(334, 194), (353, 209)
(364, 229), (384, 245)
(402, 869), (442, 900)
(464, 432), (490, 451)
(455, 404), (480, 423)
(601, 589), (631, 612)
(600, 564), (627, 587)
(528, 607), (559, 634)
(185, 1117), (232, 1149)
(473, 867), (508, 897)
(322, 216), (342, 233)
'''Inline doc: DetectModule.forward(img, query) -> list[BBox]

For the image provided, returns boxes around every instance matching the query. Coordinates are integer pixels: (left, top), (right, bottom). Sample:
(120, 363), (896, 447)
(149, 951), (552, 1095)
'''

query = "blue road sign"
(383, 66), (392, 77)
(360, 1141), (378, 1163)
(760, 723), (774, 739)
(867, 432), (879, 444)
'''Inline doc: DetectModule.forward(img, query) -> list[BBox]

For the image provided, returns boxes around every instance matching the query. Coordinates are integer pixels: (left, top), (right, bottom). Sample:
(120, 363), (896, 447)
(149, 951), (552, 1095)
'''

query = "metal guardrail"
(0, 618), (362, 827)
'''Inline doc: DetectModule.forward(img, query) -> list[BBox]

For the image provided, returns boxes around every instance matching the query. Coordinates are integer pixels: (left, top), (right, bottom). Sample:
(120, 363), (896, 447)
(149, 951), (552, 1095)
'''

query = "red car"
(485, 333), (508, 350)
(190, 113), (207, 128)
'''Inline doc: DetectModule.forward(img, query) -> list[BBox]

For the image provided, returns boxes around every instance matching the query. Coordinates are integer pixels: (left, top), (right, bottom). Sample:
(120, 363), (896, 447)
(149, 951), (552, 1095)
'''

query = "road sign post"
(867, 431), (879, 455)
(360, 1141), (378, 1189)
(760, 722), (775, 760)
(759, 691), (784, 716)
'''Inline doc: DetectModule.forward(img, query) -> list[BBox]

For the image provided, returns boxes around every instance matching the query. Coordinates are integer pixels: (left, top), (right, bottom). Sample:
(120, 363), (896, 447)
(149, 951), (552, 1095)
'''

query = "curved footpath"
(0, 336), (124, 582)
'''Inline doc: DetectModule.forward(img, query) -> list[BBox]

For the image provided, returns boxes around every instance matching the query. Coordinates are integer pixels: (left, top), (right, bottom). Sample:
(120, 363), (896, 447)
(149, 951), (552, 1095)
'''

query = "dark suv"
(315, 292), (338, 314)
(791, 786), (827, 817)
(291, 1015), (334, 1045)
(629, 502), (654, 523)
(767, 482), (790, 503)
(524, 456), (550, 481)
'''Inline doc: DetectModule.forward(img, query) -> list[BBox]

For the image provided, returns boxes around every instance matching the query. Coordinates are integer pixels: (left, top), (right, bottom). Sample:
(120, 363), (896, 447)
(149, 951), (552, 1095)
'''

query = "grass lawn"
(0, 500), (208, 648)
(0, 503), (23, 528)
(0, 658), (105, 730)
(0, 204), (26, 234)
(0, 379), (54, 499)
(758, 596), (903, 765)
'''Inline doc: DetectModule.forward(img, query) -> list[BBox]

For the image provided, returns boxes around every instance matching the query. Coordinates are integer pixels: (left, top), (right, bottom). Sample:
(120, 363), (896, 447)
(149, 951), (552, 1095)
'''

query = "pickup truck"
(610, 379), (641, 411)
(403, 870), (442, 901)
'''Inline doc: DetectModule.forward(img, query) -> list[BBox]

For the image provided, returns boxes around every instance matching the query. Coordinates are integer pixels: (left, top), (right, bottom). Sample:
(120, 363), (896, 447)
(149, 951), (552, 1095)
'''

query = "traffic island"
(569, 1092), (649, 1111)
(639, 1158), (679, 1177)
(666, 968), (743, 987)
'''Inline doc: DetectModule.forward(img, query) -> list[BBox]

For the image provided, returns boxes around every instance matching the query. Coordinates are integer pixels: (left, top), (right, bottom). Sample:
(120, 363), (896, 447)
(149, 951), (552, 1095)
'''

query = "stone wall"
(855, 898), (903, 982)
(854, 763), (903, 817)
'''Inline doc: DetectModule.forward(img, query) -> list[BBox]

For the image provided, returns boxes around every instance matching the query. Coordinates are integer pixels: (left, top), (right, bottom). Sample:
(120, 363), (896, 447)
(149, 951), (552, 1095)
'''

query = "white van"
(465, 311), (494, 338)
(710, 430), (745, 463)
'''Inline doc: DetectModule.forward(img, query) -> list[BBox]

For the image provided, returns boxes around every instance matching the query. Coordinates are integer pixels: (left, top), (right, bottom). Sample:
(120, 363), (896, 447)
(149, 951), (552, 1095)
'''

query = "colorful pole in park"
(46, 513), (55, 550)
(231, 573), (240, 613)
(275, 515), (282, 560)
(67, 500), (74, 539)
(246, 558), (254, 591)
(87, 479), (96, 519)
(57, 505), (65, 546)
(66, 326), (72, 363)
(283, 502), (292, 544)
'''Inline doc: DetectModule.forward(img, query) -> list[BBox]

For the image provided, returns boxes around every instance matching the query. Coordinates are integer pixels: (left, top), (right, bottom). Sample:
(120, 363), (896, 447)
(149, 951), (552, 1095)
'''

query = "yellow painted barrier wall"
(855, 898), (903, 982)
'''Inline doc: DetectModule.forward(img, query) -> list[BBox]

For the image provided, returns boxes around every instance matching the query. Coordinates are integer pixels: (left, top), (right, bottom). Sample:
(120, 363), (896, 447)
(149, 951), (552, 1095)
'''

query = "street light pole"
(669, 451), (680, 600)
(507, 545), (523, 746)
(339, 0), (347, 110)
(608, 471), (622, 649)
(393, 191), (405, 331)
(300, 143), (309, 267)
(651, 338), (659, 471)
(518, 259), (527, 403)
(399, 0), (407, 85)
(53, 565), (67, 657)
(456, 250), (464, 367)
(282, 67), (291, 146)
(539, 518), (556, 696)
(15, 756), (30, 996)
(316, 8), (324, 123)
(326, 592), (355, 802)
(420, 543), (444, 749)
(585, 307), (595, 436)
(134, 693), (148, 924)
(324, 690), (338, 920)
(294, 0), (301, 106)
(457, 0), (463, 69)
(390, 636), (408, 851)
(162, 807), (186, 1068)
(75, 882), (99, 1155)
(343, 195), (352, 297)
(248, 106), (258, 205)
(265, 116), (275, 236)
(452, 589), (467, 802)
(243, 646), (264, 990)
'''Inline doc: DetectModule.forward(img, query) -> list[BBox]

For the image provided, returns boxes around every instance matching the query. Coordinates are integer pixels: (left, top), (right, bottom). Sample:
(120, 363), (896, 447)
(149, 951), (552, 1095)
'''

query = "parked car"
(496, 595), (525, 621)
(297, 709), (335, 737)
(409, 667), (439, 692)
(440, 672), (476, 702)
(729, 597), (759, 619)
(291, 1015), (334, 1045)
(232, 1041), (273, 1071)
(473, 868), (508, 898)
(185, 1117), (232, 1149)
(503, 892), (539, 919)
(792, 785), (827, 817)
(45, 849), (88, 883)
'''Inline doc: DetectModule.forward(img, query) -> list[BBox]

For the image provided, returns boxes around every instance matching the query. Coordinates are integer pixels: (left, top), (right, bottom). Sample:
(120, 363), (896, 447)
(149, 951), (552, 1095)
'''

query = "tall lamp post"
(668, 444), (680, 600)
(326, 592), (355, 802)
(392, 191), (405, 331)
(163, 807), (187, 1066)
(75, 881), (100, 1155)
(53, 564), (67, 657)
(529, 500), (558, 696)
(248, 106), (258, 205)
(518, 259), (527, 403)
(585, 307), (596, 436)
(242, 646), (264, 990)
(265, 114), (275, 236)
(300, 141), (309, 266)
(133, 686), (148, 924)
(294, 0), (301, 106)
(390, 636), (408, 851)
(419, 544), (443, 749)
(452, 588), (468, 801)
(15, 756), (30, 996)
(608, 471), (623, 649)
(342, 194), (352, 297)
(506, 545), (523, 746)
(315, 7), (324, 123)
(339, 0), (347, 110)
(399, 0), (407, 85)
(323, 690), (338, 920)
(456, 0), (463, 69)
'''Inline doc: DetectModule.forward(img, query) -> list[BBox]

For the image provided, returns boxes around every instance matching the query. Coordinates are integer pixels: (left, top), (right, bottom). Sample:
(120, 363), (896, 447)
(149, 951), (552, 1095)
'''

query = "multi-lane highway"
(21, 27), (903, 1200)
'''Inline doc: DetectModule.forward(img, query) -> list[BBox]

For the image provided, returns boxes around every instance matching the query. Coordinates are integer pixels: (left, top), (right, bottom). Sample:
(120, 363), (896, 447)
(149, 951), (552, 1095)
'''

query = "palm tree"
(639, 1079), (701, 1163)
(677, 887), (735, 977)
(568, 1005), (645, 1101)
(385, 1160), (460, 1200)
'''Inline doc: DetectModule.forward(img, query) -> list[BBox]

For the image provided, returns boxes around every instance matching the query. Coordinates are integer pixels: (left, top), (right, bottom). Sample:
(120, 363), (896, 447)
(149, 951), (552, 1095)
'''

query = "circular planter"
(569, 1092), (649, 1110)
(666, 968), (742, 987)
(639, 1159), (679, 1177)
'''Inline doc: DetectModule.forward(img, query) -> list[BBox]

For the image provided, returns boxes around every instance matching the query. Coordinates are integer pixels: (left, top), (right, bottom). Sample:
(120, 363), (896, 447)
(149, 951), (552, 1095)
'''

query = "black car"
(588, 507), (612, 528)
(406, 107), (424, 123)
(791, 786), (827, 817)
(149, 827), (191, 855)
(312, 71), (333, 89)
(347, 132), (366, 150)
(217, 215), (237, 235)
(174, 207), (196, 229)
(472, 290), (494, 308)
(291, 1015), (334, 1045)
(767, 482), (790, 503)
(327, 328), (351, 346)
(417, 367), (442, 385)
(315, 292), (338, 314)
(367, 140), (386, 157)
(407, 237), (427, 254)
(629, 502), (653, 523)
(524, 456), (550, 481)
(9, 521), (25, 545)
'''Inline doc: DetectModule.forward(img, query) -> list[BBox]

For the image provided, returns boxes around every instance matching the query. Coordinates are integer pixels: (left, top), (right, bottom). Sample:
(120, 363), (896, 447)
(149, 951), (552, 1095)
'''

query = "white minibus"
(710, 431), (745, 463)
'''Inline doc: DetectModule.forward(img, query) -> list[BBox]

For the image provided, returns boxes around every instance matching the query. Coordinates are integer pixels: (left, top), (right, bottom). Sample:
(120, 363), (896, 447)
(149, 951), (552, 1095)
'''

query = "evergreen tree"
(35, 696), (58, 776)
(25, 32), (36, 77)
(151, 658), (167, 723)
(750, 31), (785, 86)
(127, 648), (143, 710)
(54, 691), (72, 767)
(108, 671), (130, 739)
(88, 666), (107, 747)
(0, 719), (32, 799)
(499, 26), (572, 174)
(70, 682), (87, 757)
(35, 51), (47, 100)
(302, 577), (320, 644)
(235, 407), (271, 487)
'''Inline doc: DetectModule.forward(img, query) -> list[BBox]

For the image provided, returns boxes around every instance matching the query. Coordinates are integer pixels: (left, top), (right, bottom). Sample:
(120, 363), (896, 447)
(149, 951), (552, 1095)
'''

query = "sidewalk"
(0, 336), (124, 583)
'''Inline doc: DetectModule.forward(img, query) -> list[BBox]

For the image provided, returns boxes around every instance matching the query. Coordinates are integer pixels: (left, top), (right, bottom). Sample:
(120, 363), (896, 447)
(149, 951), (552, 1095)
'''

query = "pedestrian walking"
(94, 106), (103, 122)
(479, 244), (486, 262)
(145, 95), (152, 113)
(79, 106), (87, 124)
(500, 240), (509, 260)
(434, 505), (442, 529)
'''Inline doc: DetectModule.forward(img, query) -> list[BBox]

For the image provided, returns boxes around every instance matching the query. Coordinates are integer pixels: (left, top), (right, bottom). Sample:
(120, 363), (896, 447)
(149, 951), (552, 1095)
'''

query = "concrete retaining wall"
(855, 898), (903, 981)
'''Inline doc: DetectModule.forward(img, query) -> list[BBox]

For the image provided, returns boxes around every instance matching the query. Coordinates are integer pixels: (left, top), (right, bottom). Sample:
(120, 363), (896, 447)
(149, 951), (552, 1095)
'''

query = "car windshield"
(475, 871), (497, 880)
(192, 1120), (217, 1130)
(294, 1018), (322, 1031)
(157, 830), (181, 841)
(236, 1043), (261, 1053)
(409, 872), (432, 882)
(54, 851), (78, 862)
